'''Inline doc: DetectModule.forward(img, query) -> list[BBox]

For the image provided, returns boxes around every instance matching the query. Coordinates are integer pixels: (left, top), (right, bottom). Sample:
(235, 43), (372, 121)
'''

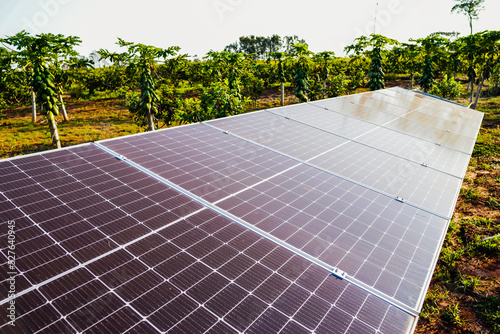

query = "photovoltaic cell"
(0, 88), (482, 333)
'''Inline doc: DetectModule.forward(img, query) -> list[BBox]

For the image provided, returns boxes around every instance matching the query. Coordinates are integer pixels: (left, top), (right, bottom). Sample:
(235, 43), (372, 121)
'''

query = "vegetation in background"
(98, 38), (180, 131)
(291, 43), (312, 102)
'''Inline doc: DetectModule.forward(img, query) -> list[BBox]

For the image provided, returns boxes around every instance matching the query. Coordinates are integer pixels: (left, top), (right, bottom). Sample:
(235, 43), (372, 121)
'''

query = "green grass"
(460, 187), (481, 202)
(0, 99), (142, 158)
(476, 296), (500, 333)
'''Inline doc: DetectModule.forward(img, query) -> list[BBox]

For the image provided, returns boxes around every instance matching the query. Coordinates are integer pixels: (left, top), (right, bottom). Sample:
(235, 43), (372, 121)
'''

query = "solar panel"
(204, 111), (462, 218)
(0, 87), (482, 333)
(268, 103), (472, 177)
(309, 90), (481, 154)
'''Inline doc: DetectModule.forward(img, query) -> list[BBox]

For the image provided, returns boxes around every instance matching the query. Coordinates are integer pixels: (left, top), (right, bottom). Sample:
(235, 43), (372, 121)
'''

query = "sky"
(1, 0), (499, 61)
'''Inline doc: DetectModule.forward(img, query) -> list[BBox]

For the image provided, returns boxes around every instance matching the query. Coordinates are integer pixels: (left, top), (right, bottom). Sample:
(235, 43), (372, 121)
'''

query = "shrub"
(429, 75), (464, 99)
(327, 74), (348, 97)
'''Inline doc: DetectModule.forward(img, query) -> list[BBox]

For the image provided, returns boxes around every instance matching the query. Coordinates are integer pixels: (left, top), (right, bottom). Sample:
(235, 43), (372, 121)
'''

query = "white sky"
(1, 0), (499, 59)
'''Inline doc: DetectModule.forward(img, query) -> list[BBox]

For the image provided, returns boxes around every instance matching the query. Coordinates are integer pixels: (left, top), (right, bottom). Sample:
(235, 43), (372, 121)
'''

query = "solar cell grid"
(379, 88), (484, 125)
(101, 128), (448, 311)
(311, 93), (480, 154)
(271, 105), (472, 177)
(1, 205), (416, 334)
(206, 111), (462, 218)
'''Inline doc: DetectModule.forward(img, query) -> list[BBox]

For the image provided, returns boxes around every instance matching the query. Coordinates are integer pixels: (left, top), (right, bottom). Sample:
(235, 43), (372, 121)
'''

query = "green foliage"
(475, 295), (500, 333)
(442, 302), (465, 326)
(225, 34), (306, 59)
(367, 46), (384, 90)
(429, 75), (464, 99)
(419, 56), (435, 92)
(468, 235), (500, 257)
(472, 142), (500, 157)
(177, 98), (205, 124)
(75, 67), (128, 96)
(242, 70), (265, 107)
(200, 82), (244, 119)
(457, 271), (483, 292)
(345, 59), (367, 93)
(326, 74), (348, 97)
(292, 43), (312, 102)
(486, 196), (500, 209)
(460, 187), (480, 201)
(421, 287), (449, 320)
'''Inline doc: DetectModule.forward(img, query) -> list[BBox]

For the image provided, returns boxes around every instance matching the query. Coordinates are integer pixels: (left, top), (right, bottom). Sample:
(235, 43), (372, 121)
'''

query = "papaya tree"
(203, 51), (246, 91)
(242, 60), (266, 108)
(415, 34), (450, 93)
(291, 43), (312, 102)
(269, 51), (288, 105)
(313, 51), (335, 98)
(99, 38), (180, 131)
(1, 31), (81, 148)
(391, 42), (421, 90)
(200, 51), (246, 115)
(458, 31), (500, 108)
(345, 34), (398, 91)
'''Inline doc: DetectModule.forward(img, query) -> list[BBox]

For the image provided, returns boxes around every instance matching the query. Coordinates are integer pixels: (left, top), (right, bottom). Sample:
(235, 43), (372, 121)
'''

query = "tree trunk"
(472, 77), (484, 110)
(59, 93), (69, 121)
(467, 81), (470, 92)
(322, 79), (327, 99)
(147, 104), (155, 131)
(470, 81), (474, 105)
(47, 111), (61, 149)
(31, 88), (37, 123)
(410, 73), (414, 90)
(280, 82), (285, 106)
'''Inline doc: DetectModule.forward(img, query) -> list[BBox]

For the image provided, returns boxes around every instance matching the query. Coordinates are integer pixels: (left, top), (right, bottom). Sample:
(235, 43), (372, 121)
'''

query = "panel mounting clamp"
(115, 155), (127, 161)
(395, 196), (405, 203)
(222, 130), (230, 135)
(331, 267), (347, 280)
(285, 116), (291, 120)
(435, 142), (442, 146)
(421, 163), (428, 167)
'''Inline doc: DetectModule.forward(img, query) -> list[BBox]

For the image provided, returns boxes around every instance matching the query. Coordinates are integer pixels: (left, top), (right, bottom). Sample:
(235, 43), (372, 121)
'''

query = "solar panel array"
(0, 87), (483, 333)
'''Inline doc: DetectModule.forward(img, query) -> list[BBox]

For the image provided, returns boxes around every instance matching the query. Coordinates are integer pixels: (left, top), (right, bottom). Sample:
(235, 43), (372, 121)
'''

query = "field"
(1, 84), (499, 333)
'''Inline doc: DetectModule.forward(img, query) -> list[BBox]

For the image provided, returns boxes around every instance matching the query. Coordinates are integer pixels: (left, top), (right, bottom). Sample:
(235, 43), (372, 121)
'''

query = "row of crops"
(1, 31), (499, 147)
